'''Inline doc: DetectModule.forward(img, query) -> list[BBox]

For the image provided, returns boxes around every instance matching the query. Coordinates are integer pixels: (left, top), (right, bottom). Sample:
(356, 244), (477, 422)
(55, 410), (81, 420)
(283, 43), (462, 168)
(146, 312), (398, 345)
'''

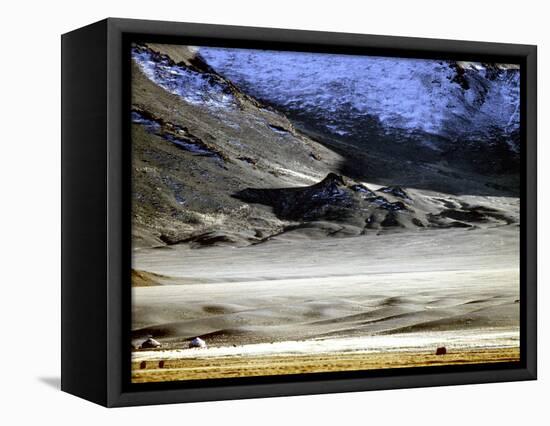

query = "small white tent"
(189, 337), (207, 348)
(140, 337), (161, 349)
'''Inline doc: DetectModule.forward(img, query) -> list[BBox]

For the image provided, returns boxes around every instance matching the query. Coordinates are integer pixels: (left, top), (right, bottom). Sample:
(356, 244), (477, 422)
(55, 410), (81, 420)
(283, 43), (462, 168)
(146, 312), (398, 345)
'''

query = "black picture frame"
(61, 17), (537, 407)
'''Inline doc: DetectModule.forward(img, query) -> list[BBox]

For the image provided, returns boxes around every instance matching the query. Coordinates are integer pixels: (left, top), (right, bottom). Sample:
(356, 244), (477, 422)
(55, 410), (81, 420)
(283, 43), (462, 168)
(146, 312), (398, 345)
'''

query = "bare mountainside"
(200, 47), (520, 189)
(130, 43), (520, 380)
(131, 43), (518, 249)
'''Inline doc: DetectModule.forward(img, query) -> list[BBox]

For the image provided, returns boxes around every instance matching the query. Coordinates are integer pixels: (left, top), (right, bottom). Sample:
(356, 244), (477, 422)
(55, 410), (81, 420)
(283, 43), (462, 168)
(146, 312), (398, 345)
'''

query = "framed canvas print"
(61, 18), (537, 407)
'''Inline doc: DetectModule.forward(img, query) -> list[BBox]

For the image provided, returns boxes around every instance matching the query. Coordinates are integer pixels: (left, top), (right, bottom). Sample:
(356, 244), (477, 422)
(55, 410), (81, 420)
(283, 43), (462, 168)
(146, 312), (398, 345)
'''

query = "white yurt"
(140, 337), (161, 349)
(189, 337), (207, 348)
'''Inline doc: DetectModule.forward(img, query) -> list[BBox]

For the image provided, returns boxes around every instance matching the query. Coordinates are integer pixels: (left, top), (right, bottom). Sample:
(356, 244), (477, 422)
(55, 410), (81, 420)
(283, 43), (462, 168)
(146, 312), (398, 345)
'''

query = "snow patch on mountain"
(198, 47), (520, 148)
(132, 46), (236, 109)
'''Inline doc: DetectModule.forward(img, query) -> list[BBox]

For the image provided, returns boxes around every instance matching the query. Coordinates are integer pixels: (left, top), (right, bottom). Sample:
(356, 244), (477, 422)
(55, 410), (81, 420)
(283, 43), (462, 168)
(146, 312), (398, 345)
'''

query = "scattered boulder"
(350, 184), (376, 198)
(365, 214), (376, 228)
(309, 152), (321, 161)
(189, 337), (207, 348)
(182, 232), (236, 248)
(140, 337), (161, 349)
(370, 196), (407, 211)
(238, 156), (257, 165)
(268, 123), (290, 134)
(411, 218), (425, 227)
(439, 208), (487, 223)
(436, 346), (447, 355)
(378, 185), (411, 200)
(381, 212), (400, 227)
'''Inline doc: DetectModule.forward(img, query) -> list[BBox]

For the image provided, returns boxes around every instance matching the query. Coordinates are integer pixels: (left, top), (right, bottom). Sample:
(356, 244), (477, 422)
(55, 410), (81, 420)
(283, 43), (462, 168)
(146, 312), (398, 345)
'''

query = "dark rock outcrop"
(378, 185), (411, 200)
(234, 173), (354, 221)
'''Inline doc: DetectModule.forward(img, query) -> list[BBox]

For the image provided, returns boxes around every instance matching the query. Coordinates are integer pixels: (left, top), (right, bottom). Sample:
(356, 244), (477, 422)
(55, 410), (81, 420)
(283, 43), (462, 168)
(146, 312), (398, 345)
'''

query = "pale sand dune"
(133, 225), (518, 282)
(132, 225), (519, 354)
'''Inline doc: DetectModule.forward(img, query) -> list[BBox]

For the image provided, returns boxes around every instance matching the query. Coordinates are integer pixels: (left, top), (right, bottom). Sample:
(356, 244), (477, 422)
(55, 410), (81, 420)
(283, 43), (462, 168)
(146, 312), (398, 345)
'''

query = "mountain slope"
(130, 43), (519, 249)
(198, 47), (521, 188)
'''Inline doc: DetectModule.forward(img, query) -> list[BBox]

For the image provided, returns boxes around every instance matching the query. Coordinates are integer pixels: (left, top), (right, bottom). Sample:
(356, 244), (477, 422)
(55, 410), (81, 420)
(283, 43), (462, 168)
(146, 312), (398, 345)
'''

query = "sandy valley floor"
(132, 220), (520, 382)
